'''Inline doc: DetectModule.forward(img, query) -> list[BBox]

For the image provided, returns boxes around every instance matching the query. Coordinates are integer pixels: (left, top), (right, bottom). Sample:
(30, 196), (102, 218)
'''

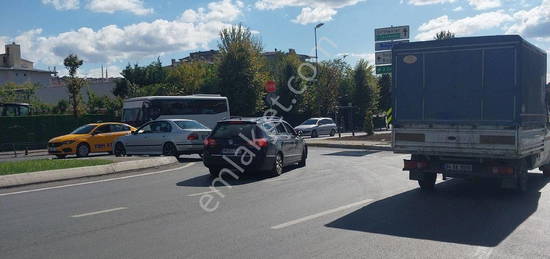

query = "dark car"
(203, 117), (307, 177)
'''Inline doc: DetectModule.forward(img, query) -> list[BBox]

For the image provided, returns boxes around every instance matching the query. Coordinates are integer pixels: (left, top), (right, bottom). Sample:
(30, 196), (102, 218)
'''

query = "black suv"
(203, 117), (307, 177)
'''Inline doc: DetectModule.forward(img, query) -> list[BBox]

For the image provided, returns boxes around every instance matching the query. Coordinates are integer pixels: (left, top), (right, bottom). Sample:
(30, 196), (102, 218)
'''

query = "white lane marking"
(71, 207), (128, 218)
(187, 190), (220, 197)
(271, 198), (374, 230)
(0, 163), (196, 197)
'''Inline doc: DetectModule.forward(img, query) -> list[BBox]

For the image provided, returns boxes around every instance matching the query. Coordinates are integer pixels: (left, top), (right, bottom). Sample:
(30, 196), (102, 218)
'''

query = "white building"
(0, 42), (57, 86)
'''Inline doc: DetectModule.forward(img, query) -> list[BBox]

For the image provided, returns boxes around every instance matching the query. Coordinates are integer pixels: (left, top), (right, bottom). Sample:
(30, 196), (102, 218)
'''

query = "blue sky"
(1, 0), (549, 81)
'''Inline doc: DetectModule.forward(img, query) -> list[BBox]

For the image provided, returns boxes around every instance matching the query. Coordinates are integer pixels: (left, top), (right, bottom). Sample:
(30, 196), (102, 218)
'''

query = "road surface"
(1, 148), (550, 258)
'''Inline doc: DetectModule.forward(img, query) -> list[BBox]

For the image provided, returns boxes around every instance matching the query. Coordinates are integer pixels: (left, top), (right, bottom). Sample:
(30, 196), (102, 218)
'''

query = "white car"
(294, 118), (337, 138)
(113, 119), (211, 157)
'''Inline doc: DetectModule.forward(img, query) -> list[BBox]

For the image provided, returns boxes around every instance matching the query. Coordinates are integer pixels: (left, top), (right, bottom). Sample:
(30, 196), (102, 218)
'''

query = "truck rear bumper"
(404, 159), (519, 180)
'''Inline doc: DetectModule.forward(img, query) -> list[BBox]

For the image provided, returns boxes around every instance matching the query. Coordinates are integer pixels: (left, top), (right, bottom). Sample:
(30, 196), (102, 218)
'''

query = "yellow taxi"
(47, 122), (137, 158)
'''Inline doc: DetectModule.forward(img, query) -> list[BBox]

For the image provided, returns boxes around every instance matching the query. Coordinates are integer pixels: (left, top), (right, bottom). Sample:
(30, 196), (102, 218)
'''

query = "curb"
(307, 143), (393, 151)
(0, 156), (179, 189)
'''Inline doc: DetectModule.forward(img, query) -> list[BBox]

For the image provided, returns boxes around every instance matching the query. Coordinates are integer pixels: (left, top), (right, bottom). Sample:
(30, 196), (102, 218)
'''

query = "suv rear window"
(211, 123), (261, 139)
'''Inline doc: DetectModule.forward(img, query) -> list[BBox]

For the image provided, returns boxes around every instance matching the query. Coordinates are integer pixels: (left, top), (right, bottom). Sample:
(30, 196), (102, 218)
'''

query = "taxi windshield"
(71, 124), (96, 134)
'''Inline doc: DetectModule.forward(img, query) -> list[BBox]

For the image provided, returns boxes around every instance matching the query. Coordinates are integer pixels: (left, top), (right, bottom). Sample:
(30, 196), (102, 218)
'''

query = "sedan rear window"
(175, 120), (209, 130)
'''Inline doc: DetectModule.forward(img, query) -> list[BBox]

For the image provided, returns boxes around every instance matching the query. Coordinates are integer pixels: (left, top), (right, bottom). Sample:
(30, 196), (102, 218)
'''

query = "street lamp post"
(314, 23), (324, 66)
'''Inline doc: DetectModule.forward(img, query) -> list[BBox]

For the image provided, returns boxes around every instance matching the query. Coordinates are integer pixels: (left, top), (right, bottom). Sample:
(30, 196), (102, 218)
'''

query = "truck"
(391, 35), (548, 192)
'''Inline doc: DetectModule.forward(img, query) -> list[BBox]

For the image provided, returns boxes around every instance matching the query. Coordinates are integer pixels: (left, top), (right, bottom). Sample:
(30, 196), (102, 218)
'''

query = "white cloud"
(453, 6), (464, 11)
(506, 0), (550, 40)
(468, 0), (501, 10)
(416, 11), (513, 40)
(3, 0), (243, 66)
(255, 0), (364, 25)
(405, 0), (456, 6)
(87, 0), (153, 15)
(41, 0), (79, 10)
(293, 7), (337, 24)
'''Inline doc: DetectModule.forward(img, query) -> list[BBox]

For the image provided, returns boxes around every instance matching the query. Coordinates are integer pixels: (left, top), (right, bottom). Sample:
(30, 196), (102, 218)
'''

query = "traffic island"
(0, 156), (179, 188)
(305, 133), (392, 151)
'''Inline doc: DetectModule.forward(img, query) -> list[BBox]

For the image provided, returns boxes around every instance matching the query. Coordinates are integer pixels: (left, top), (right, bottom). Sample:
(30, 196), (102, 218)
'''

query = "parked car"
(113, 119), (211, 157)
(294, 118), (337, 138)
(203, 117), (308, 177)
(48, 122), (136, 158)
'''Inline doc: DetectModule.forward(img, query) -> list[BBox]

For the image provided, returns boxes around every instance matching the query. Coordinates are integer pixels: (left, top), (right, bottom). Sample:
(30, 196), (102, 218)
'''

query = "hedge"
(0, 114), (118, 150)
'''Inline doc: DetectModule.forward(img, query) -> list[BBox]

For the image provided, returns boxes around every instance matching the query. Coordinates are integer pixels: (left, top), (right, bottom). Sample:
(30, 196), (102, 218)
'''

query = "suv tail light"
(204, 138), (216, 146)
(187, 133), (199, 140)
(254, 138), (269, 148)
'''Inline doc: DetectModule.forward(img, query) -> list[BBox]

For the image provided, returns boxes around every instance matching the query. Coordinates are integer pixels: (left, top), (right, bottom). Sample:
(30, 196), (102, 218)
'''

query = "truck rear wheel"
(418, 172), (436, 191)
(517, 164), (528, 193)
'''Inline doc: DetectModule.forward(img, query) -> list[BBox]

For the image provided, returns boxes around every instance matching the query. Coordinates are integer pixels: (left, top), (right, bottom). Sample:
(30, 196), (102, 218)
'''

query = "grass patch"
(0, 159), (113, 175)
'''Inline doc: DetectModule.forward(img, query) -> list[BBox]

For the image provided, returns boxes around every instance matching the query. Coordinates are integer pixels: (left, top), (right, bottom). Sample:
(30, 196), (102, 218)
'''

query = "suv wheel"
(270, 153), (283, 176)
(298, 148), (307, 167)
(209, 167), (220, 177)
(311, 130), (318, 138)
(76, 143), (90, 157)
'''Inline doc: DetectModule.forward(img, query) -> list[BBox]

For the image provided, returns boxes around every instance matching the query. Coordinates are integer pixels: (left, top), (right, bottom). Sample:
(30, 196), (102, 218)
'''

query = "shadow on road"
(323, 151), (380, 157)
(176, 165), (302, 187)
(326, 173), (550, 247)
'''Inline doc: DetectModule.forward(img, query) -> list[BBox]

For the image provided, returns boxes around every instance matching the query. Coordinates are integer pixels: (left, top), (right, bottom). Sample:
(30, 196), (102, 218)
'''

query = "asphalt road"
(1, 148), (550, 258)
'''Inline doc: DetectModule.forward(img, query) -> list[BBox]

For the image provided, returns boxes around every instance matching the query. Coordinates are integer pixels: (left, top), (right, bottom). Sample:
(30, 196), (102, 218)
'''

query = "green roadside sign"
(376, 65), (392, 74)
(375, 33), (402, 41)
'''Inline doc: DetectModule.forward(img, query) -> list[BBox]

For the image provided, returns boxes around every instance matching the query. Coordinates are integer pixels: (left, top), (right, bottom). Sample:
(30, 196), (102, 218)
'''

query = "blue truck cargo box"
(392, 35), (547, 127)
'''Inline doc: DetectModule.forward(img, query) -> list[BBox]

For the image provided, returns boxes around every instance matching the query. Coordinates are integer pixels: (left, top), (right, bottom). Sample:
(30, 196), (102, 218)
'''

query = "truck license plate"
(444, 163), (472, 172)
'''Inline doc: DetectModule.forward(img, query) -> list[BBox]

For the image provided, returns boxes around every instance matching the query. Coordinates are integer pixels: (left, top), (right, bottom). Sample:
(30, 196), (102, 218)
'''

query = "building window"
(23, 73), (26, 77)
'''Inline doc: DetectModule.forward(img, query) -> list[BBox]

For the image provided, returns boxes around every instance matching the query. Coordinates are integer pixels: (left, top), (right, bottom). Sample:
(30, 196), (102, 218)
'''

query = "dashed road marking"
(71, 207), (128, 218)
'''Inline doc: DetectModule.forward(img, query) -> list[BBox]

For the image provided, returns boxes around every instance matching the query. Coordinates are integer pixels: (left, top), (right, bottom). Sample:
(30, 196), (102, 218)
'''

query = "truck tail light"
(492, 166), (514, 175)
(187, 133), (199, 140)
(204, 138), (216, 146)
(403, 160), (429, 170)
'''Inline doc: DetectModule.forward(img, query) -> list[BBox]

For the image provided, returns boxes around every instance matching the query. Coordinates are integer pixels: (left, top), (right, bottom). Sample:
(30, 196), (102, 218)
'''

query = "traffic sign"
(375, 51), (392, 65)
(376, 65), (392, 75)
(375, 40), (409, 51)
(375, 26), (410, 42)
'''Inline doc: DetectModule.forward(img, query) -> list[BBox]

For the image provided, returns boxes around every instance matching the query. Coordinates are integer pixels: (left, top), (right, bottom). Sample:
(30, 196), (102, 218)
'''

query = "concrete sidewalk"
(0, 156), (179, 189)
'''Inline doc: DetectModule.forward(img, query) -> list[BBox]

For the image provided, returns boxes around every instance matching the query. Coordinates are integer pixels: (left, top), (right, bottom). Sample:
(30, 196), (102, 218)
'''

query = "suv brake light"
(204, 138), (216, 146)
(254, 138), (269, 147)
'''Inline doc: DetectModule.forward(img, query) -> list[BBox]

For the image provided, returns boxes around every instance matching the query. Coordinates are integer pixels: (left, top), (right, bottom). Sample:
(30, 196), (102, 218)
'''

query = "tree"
(378, 74), (392, 112)
(53, 99), (69, 114)
(86, 89), (105, 114)
(307, 59), (349, 117)
(434, 30), (455, 40)
(113, 59), (168, 98)
(167, 61), (216, 95)
(352, 59), (379, 131)
(0, 82), (37, 103)
(217, 24), (267, 116)
(64, 54), (86, 117)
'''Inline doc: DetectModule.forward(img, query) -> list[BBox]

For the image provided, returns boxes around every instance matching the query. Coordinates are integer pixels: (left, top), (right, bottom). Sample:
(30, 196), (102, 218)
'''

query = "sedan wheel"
(114, 143), (126, 157)
(162, 142), (178, 157)
(329, 129), (336, 136)
(311, 130), (318, 138)
(76, 143), (90, 157)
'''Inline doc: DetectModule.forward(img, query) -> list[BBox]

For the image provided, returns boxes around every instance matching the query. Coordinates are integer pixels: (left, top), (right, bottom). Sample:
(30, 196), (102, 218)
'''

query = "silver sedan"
(113, 119), (211, 157)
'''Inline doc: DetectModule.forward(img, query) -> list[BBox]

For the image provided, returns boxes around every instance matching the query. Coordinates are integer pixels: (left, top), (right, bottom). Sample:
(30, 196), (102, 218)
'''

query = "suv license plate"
(222, 148), (236, 155)
(445, 163), (472, 172)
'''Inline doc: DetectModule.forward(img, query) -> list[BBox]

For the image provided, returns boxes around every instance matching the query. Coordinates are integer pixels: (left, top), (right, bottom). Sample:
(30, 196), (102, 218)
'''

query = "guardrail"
(0, 143), (47, 158)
